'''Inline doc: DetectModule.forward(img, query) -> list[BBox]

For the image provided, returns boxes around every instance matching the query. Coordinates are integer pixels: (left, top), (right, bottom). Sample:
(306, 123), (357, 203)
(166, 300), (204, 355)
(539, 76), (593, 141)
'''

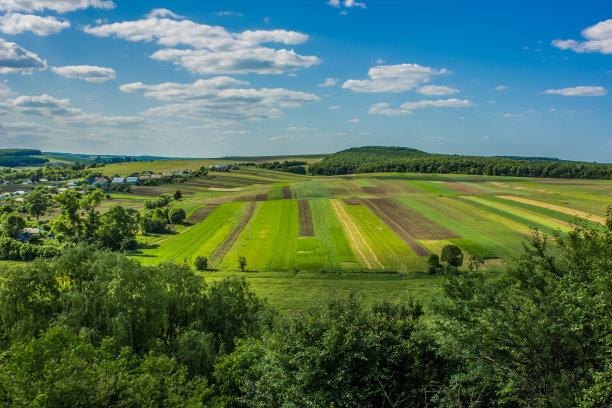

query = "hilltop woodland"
(308, 146), (612, 179)
(0, 214), (609, 407)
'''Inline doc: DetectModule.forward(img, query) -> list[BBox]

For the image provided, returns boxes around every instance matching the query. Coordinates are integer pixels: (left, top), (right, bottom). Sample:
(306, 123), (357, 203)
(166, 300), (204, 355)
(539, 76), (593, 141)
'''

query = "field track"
(330, 199), (384, 269)
(210, 202), (256, 263)
(298, 200), (315, 237)
(186, 204), (219, 223)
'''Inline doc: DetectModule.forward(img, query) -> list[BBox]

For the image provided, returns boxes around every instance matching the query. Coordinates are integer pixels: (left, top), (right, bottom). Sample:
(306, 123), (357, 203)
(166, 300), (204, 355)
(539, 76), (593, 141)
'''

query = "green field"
(92, 166), (606, 310)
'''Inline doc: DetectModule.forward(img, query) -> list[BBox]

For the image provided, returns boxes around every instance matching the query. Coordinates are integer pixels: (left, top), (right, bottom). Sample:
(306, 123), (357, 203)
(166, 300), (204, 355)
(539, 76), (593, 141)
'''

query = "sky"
(0, 0), (611, 161)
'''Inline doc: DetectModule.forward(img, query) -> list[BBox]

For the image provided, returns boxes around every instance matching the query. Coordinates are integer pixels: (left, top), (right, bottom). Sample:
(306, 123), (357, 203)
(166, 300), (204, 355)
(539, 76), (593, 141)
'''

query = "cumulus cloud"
(552, 19), (612, 54)
(342, 63), (448, 93)
(146, 8), (182, 19)
(0, 0), (116, 13)
(495, 85), (507, 91)
(1, 121), (50, 132)
(328, 105), (339, 110)
(369, 99), (474, 116)
(318, 77), (338, 87)
(5, 93), (148, 128)
(51, 65), (116, 82)
(84, 12), (320, 75)
(543, 86), (607, 96)
(120, 77), (321, 121)
(347, 118), (360, 123)
(417, 85), (459, 95)
(0, 13), (70, 35)
(215, 11), (243, 17)
(0, 38), (46, 73)
(286, 126), (315, 131)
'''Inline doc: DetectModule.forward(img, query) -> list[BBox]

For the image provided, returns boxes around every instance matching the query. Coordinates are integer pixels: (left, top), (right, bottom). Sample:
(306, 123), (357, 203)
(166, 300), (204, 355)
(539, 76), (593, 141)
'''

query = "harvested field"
(342, 198), (363, 206)
(182, 181), (238, 189)
(497, 195), (607, 224)
(369, 198), (459, 240)
(255, 193), (268, 201)
(282, 186), (292, 199)
(186, 204), (219, 223)
(233, 195), (256, 202)
(210, 202), (256, 263)
(129, 186), (194, 197)
(298, 200), (315, 237)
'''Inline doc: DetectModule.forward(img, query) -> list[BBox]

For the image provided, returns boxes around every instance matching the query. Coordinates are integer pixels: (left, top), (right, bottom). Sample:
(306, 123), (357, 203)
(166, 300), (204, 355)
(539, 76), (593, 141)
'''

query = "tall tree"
(24, 189), (49, 221)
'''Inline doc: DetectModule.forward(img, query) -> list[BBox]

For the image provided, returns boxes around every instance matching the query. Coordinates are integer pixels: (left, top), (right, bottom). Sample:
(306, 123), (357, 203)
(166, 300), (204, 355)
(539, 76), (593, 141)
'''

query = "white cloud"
(328, 105), (340, 110)
(495, 85), (507, 91)
(0, 80), (11, 97)
(417, 85), (459, 95)
(342, 63), (448, 93)
(0, 0), (116, 13)
(84, 13), (320, 75)
(552, 19), (612, 54)
(120, 77), (321, 121)
(146, 8), (183, 19)
(286, 126), (314, 131)
(0, 13), (70, 35)
(543, 86), (607, 96)
(368, 102), (409, 116)
(369, 98), (474, 116)
(318, 77), (338, 87)
(215, 11), (243, 17)
(500, 113), (523, 118)
(0, 38), (46, 73)
(5, 93), (148, 129)
(400, 98), (474, 110)
(1, 121), (50, 132)
(51, 65), (116, 82)
(326, 0), (365, 8)
(347, 118), (360, 123)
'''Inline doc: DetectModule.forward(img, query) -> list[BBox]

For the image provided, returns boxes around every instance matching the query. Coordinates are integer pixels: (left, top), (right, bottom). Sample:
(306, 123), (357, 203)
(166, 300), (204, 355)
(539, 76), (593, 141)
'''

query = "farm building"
(126, 177), (139, 183)
(111, 177), (125, 184)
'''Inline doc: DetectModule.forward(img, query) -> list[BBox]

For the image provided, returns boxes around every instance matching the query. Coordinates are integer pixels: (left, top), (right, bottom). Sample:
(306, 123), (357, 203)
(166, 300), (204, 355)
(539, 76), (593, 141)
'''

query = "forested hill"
(308, 146), (612, 179)
(0, 149), (48, 167)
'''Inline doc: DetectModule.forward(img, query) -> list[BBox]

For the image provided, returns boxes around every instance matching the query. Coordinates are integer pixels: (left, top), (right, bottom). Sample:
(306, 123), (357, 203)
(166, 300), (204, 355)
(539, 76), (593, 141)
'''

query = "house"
(142, 171), (153, 175)
(151, 174), (162, 179)
(126, 177), (139, 183)
(163, 172), (173, 177)
(39, 178), (48, 182)
(139, 175), (151, 180)
(67, 181), (79, 188)
(111, 177), (125, 184)
(16, 227), (40, 243)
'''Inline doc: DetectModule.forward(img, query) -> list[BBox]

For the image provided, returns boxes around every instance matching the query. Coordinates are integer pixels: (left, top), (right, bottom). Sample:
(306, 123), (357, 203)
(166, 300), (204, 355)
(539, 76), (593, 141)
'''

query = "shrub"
(194, 255), (208, 271)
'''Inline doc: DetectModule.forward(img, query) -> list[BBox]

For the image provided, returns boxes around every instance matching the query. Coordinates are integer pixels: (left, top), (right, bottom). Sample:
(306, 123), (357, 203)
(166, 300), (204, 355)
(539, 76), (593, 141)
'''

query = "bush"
(441, 244), (463, 267)
(427, 253), (441, 274)
(168, 207), (186, 224)
(194, 255), (208, 271)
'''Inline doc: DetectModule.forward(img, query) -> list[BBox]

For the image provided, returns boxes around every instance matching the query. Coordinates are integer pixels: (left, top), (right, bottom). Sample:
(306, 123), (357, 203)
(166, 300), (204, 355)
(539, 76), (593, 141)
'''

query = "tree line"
(308, 146), (612, 179)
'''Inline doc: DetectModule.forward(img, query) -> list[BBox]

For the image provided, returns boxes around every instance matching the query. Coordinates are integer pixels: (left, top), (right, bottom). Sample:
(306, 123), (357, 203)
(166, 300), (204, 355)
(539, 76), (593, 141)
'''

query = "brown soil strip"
(129, 187), (194, 197)
(282, 186), (292, 199)
(298, 200), (315, 237)
(233, 195), (257, 202)
(342, 198), (364, 206)
(369, 198), (460, 240)
(330, 199), (384, 269)
(186, 204), (219, 223)
(497, 195), (607, 225)
(255, 193), (269, 201)
(210, 202), (256, 263)
(360, 199), (429, 256)
(182, 181), (238, 189)
(361, 186), (385, 195)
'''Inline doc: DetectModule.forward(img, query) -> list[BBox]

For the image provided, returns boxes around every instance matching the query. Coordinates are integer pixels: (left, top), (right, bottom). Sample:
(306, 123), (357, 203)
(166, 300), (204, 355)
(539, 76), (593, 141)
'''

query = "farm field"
(115, 166), (612, 310)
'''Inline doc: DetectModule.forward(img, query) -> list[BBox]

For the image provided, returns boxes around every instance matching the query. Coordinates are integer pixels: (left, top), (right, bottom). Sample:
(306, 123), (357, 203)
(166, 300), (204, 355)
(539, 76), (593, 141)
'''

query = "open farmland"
(119, 165), (612, 310)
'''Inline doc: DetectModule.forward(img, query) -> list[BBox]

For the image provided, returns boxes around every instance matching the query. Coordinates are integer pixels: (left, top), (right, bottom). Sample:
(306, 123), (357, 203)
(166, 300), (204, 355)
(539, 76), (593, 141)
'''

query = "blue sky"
(0, 0), (611, 161)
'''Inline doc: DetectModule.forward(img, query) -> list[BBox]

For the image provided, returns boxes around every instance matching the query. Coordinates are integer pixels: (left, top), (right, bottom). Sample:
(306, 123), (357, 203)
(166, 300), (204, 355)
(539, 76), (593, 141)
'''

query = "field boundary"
(210, 202), (257, 263)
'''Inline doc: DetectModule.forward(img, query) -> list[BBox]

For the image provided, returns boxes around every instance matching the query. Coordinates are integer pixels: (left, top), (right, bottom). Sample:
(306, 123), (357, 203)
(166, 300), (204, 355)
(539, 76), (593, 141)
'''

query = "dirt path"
(330, 199), (384, 269)
(210, 202), (256, 263)
(497, 195), (607, 225)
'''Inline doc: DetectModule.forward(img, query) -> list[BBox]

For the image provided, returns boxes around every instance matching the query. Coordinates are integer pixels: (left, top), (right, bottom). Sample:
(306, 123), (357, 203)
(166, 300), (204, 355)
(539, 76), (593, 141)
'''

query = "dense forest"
(308, 146), (612, 179)
(0, 215), (610, 407)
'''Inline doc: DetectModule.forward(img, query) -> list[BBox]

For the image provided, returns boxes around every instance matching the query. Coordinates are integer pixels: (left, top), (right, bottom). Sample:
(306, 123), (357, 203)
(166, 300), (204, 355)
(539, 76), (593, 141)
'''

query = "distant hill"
(308, 146), (612, 180)
(0, 149), (48, 167)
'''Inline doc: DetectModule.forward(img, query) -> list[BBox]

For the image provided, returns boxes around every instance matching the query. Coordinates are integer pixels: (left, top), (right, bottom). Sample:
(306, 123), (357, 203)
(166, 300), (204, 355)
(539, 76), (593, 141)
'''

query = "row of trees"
(308, 146), (612, 179)
(0, 215), (609, 406)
